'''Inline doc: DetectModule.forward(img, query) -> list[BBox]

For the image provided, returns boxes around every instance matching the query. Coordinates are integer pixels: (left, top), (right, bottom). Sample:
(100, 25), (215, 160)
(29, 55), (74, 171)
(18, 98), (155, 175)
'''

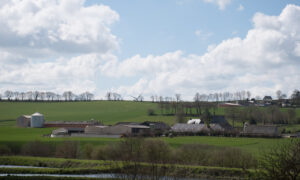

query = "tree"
(225, 107), (239, 128)
(259, 139), (300, 180)
(175, 94), (181, 102)
(291, 89), (300, 105)
(276, 90), (282, 100)
(4, 90), (13, 100)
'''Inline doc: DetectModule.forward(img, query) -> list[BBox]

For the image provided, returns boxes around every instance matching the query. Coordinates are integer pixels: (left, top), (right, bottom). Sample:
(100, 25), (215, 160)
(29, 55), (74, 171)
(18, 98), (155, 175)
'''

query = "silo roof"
(32, 112), (43, 116)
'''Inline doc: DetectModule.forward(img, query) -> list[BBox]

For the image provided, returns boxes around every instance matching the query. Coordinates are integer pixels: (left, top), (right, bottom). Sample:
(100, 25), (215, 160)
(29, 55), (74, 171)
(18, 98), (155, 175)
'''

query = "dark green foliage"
(0, 144), (11, 155)
(21, 141), (54, 157)
(55, 141), (80, 159)
(258, 139), (300, 180)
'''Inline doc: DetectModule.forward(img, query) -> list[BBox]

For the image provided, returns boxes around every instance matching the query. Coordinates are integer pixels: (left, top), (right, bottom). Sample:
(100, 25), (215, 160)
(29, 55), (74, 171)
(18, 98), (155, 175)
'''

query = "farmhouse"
(263, 96), (272, 105)
(17, 115), (31, 127)
(85, 124), (150, 136)
(242, 123), (280, 137)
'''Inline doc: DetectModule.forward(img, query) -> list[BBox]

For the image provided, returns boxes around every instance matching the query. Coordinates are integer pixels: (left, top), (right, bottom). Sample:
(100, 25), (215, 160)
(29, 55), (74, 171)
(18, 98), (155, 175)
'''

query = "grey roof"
(115, 122), (140, 125)
(243, 125), (278, 136)
(171, 123), (209, 133)
(123, 124), (150, 129)
(210, 116), (233, 130)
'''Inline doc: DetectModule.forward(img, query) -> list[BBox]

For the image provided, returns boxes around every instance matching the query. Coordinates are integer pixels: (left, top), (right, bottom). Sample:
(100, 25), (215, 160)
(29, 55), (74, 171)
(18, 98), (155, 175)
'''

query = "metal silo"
(30, 112), (44, 128)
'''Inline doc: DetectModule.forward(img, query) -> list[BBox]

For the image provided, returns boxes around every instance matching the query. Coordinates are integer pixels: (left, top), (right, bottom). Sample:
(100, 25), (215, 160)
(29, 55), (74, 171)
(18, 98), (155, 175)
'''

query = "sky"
(0, 0), (300, 100)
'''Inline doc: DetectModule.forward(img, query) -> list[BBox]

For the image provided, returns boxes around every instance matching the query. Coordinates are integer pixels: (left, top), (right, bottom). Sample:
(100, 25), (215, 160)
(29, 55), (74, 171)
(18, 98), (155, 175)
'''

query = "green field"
(0, 101), (298, 158)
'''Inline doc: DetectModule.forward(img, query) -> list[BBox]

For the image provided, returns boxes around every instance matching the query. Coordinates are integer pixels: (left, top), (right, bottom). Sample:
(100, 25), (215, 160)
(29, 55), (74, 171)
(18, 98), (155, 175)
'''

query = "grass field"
(0, 101), (298, 158)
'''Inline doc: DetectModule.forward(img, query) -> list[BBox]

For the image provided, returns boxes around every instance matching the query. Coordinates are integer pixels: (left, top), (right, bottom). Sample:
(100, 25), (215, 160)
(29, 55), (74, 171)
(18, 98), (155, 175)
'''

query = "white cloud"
(0, 0), (120, 94)
(0, 0), (119, 57)
(237, 4), (244, 11)
(203, 0), (232, 10)
(104, 4), (300, 99)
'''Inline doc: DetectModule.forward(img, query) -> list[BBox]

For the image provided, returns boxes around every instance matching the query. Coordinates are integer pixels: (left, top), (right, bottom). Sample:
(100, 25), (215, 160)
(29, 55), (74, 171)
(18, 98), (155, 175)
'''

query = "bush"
(55, 141), (79, 159)
(147, 108), (155, 116)
(259, 139), (300, 180)
(21, 141), (54, 157)
(0, 145), (11, 155)
(84, 143), (93, 159)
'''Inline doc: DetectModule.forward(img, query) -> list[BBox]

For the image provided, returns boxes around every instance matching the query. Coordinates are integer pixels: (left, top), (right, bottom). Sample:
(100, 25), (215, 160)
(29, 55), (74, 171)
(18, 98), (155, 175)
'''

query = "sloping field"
(0, 101), (174, 125)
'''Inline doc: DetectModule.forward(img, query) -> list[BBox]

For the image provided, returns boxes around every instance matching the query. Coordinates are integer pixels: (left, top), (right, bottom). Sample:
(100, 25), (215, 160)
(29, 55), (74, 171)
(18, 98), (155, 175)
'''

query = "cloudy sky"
(0, 0), (300, 100)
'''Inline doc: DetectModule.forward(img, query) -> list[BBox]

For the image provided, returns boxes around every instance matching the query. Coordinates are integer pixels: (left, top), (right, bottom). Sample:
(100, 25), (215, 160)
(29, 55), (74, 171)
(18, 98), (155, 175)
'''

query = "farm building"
(263, 96), (272, 105)
(210, 115), (233, 131)
(85, 124), (150, 136)
(44, 121), (101, 128)
(17, 115), (31, 127)
(30, 112), (44, 128)
(171, 124), (209, 134)
(218, 102), (242, 107)
(187, 119), (202, 124)
(242, 123), (280, 137)
(51, 127), (84, 137)
(140, 121), (170, 135)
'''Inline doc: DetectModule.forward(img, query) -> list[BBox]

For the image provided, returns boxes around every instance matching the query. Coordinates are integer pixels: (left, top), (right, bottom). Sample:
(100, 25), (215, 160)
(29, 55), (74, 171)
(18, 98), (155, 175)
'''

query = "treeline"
(225, 106), (299, 127)
(0, 90), (94, 101)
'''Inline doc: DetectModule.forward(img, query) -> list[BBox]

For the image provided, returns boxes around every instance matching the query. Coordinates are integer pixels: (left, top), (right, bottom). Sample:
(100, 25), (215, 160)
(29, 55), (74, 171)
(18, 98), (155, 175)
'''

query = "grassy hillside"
(0, 101), (175, 126)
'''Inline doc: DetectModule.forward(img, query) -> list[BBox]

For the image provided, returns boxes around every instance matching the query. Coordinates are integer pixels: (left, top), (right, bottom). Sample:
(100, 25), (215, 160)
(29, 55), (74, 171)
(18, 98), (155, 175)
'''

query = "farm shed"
(30, 112), (44, 128)
(187, 119), (202, 124)
(210, 116), (233, 131)
(242, 124), (280, 137)
(171, 123), (209, 134)
(51, 127), (84, 137)
(17, 115), (31, 127)
(44, 121), (101, 128)
(85, 124), (150, 136)
(140, 121), (170, 135)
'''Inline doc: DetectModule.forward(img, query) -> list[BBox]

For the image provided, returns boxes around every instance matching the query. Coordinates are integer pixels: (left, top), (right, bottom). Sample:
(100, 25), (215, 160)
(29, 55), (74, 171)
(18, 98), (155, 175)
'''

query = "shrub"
(21, 141), (54, 157)
(84, 143), (93, 159)
(147, 108), (155, 116)
(55, 141), (79, 159)
(0, 145), (11, 155)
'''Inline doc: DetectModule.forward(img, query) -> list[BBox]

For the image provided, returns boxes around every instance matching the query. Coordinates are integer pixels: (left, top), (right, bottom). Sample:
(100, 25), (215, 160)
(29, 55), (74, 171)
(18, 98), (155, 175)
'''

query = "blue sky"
(87, 0), (300, 58)
(0, 0), (300, 100)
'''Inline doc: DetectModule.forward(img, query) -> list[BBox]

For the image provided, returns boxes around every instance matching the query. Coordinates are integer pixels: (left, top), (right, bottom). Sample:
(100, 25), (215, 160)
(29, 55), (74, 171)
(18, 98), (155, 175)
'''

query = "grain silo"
(30, 112), (44, 128)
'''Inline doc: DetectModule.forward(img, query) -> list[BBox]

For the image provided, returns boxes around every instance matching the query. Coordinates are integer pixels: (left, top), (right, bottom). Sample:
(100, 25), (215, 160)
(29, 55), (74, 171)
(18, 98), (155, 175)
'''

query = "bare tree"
(175, 94), (181, 102)
(4, 90), (13, 101)
(150, 95), (155, 103)
(32, 91), (39, 101)
(20, 92), (26, 101)
(276, 90), (282, 100)
(106, 92), (112, 101)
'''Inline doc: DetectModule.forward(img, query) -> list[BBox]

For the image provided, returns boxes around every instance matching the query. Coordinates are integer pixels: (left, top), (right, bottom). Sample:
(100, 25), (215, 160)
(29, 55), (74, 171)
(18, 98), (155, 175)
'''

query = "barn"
(171, 123), (209, 134)
(85, 124), (150, 136)
(242, 123), (280, 137)
(17, 115), (31, 127)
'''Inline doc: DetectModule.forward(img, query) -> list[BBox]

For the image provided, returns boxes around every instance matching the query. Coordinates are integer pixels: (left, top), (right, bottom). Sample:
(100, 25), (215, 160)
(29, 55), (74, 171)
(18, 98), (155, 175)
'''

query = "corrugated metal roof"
(171, 123), (209, 133)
